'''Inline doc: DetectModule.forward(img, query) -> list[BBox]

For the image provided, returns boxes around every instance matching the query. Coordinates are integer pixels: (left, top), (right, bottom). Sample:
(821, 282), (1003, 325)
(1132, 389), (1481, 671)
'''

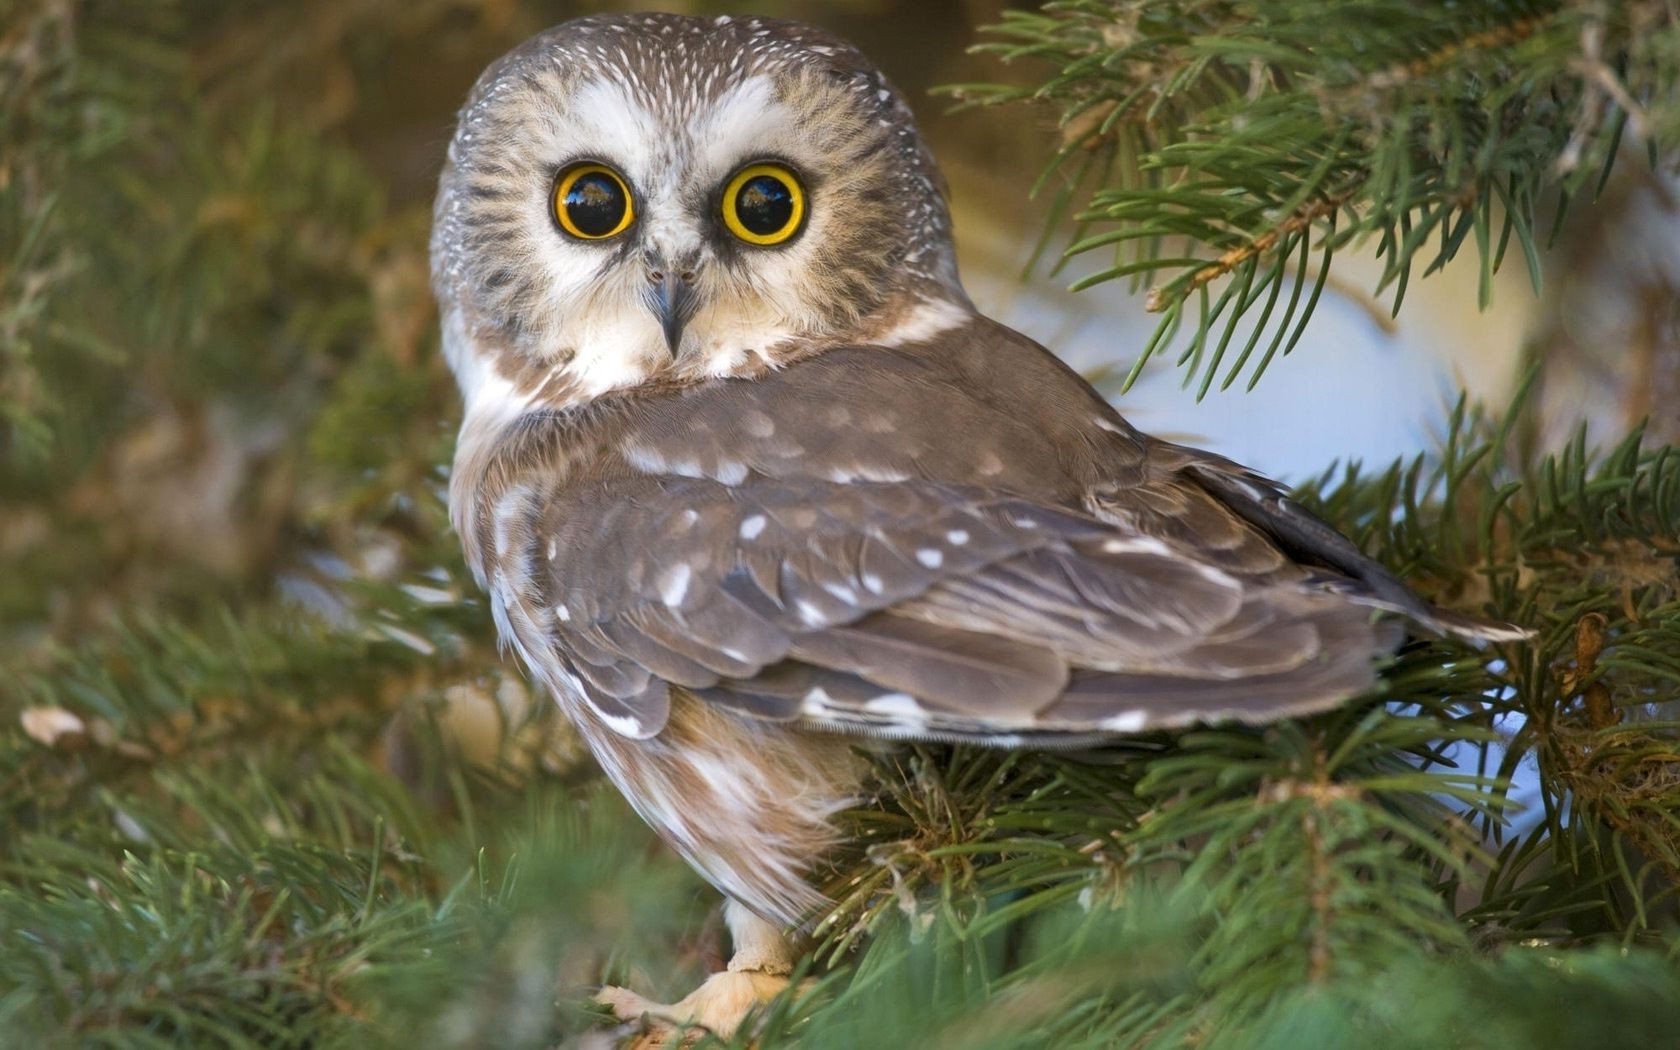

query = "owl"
(431, 13), (1522, 1038)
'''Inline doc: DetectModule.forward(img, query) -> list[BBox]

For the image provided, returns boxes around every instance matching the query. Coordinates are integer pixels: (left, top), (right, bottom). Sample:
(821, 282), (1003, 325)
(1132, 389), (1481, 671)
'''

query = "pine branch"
(949, 0), (1680, 394)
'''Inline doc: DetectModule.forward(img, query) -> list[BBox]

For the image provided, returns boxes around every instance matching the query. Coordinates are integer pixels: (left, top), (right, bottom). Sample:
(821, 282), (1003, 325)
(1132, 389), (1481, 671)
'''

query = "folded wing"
(493, 473), (1401, 743)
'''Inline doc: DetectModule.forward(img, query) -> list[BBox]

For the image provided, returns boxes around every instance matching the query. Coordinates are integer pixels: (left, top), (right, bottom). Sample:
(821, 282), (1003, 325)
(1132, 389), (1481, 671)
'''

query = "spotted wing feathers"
(501, 474), (1396, 742)
(479, 318), (1523, 745)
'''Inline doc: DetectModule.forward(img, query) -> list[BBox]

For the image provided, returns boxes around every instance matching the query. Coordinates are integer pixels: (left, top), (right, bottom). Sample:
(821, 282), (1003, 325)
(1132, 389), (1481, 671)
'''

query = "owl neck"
(452, 282), (974, 408)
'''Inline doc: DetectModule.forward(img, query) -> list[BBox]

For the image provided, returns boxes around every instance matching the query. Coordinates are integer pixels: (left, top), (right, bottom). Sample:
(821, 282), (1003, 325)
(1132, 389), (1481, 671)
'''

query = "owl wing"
(1141, 441), (1530, 643)
(504, 471), (1399, 743)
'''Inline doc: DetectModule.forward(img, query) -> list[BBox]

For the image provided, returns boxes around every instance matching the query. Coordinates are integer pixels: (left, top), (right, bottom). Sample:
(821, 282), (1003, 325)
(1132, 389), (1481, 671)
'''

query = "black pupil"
(564, 172), (626, 236)
(736, 175), (795, 237)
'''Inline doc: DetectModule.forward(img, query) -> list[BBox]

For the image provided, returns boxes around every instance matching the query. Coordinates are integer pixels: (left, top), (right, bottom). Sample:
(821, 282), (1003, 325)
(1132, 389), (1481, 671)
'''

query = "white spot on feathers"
(1102, 711), (1148, 732)
(598, 710), (650, 737)
(801, 686), (840, 717)
(659, 563), (692, 606)
(916, 548), (943, 568)
(821, 581), (859, 604)
(712, 459), (748, 484)
(625, 443), (749, 485)
(740, 514), (767, 540)
(826, 464), (911, 483)
(863, 693), (924, 719)
(1101, 537), (1173, 556)
(491, 486), (531, 559)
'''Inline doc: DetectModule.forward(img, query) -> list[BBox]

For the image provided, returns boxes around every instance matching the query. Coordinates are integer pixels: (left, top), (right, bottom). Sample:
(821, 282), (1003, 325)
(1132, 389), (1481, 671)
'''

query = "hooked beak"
(645, 263), (701, 357)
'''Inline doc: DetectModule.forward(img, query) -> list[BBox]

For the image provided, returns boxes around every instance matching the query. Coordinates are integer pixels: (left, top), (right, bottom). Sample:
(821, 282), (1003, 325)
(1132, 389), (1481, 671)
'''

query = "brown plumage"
(430, 12), (1524, 1034)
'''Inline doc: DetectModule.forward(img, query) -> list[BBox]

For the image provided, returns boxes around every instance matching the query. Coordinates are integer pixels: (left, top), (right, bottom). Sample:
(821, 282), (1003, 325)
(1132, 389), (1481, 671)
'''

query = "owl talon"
(596, 969), (795, 1045)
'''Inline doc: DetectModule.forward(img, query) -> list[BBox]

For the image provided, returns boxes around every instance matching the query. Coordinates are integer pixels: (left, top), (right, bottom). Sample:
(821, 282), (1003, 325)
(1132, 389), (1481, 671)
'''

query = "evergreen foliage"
(951, 0), (1680, 395)
(2, 1), (1678, 1046)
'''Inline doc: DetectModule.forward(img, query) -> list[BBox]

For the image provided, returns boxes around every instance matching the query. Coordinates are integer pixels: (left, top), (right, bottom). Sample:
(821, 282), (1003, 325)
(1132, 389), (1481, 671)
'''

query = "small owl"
(431, 13), (1521, 1037)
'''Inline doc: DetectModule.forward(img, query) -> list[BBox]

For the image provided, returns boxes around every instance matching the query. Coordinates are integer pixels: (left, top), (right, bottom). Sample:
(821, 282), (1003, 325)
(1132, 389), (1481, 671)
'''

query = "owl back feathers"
(460, 311), (1520, 746)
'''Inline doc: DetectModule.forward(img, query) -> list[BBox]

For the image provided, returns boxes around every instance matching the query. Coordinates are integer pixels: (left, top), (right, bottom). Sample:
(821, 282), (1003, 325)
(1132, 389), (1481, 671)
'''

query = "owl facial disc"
(431, 13), (965, 401)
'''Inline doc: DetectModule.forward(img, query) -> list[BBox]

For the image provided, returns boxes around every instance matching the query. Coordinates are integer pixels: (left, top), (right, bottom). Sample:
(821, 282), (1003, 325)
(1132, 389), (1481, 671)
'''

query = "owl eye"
(721, 163), (805, 246)
(554, 163), (634, 240)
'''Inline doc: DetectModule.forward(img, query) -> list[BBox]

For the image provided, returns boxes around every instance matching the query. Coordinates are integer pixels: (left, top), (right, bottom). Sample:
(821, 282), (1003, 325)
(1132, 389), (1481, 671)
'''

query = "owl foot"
(596, 969), (794, 1046)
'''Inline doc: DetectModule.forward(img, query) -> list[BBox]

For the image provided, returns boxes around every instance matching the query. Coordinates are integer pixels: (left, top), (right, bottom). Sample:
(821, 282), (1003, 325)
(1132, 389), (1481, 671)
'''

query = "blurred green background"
(1, 0), (1049, 644)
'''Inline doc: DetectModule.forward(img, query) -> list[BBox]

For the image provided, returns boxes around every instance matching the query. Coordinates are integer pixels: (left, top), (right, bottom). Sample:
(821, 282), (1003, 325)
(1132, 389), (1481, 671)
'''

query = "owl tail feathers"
(1332, 578), (1532, 647)
(1406, 606), (1534, 647)
(1182, 459), (1532, 648)
(1321, 562), (1532, 647)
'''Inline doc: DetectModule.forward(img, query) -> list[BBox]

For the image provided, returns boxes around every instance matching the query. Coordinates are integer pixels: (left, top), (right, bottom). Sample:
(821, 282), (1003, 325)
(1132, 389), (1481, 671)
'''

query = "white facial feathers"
(432, 14), (967, 410)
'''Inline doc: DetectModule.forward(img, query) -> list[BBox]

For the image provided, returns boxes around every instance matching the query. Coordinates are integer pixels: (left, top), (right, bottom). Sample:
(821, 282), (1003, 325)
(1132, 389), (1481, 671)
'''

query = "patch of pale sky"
(955, 211), (1535, 482)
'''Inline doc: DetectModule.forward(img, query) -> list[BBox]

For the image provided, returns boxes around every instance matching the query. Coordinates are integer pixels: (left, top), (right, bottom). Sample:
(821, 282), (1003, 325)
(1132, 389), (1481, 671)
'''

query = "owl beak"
(646, 266), (700, 357)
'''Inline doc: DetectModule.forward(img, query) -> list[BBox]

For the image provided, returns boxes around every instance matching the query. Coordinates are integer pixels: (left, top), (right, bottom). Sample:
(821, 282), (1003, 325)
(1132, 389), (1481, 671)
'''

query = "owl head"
(431, 14), (965, 411)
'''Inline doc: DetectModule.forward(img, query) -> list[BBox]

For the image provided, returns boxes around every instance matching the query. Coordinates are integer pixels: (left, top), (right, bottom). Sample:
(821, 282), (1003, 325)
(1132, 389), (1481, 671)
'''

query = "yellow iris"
(721, 163), (805, 246)
(554, 163), (634, 240)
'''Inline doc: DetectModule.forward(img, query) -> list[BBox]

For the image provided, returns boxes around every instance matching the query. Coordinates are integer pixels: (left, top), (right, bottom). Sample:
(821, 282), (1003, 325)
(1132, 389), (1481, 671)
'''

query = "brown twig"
(1145, 189), (1355, 313)
(1563, 612), (1620, 729)
(1361, 16), (1546, 93)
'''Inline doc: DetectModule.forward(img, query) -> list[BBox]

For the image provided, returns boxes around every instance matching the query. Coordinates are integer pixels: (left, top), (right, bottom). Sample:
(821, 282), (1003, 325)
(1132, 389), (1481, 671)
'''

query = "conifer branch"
(951, 0), (1680, 394)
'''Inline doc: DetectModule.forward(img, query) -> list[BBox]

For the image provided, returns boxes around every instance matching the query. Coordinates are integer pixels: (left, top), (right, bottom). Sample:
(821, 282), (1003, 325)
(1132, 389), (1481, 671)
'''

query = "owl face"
(432, 14), (962, 406)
